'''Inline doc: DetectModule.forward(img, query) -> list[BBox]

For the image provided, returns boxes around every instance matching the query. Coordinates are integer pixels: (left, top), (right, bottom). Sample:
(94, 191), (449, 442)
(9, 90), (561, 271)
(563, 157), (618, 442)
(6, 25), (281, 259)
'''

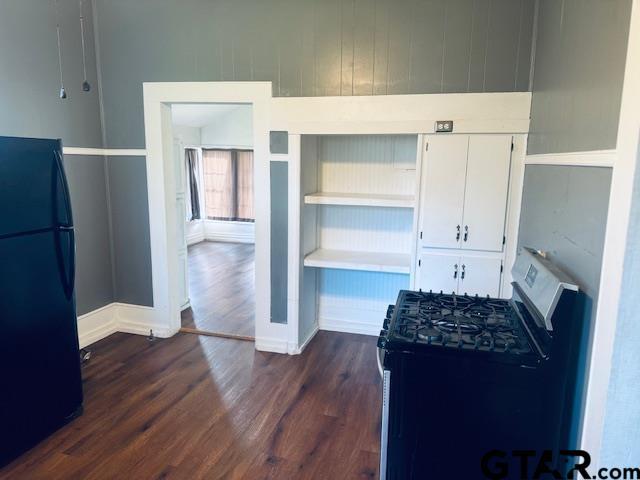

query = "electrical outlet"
(435, 121), (453, 133)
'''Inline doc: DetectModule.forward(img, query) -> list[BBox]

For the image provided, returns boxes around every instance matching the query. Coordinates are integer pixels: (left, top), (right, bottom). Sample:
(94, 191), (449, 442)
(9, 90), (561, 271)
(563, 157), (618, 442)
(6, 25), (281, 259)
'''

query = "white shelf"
(304, 192), (414, 208)
(304, 249), (411, 274)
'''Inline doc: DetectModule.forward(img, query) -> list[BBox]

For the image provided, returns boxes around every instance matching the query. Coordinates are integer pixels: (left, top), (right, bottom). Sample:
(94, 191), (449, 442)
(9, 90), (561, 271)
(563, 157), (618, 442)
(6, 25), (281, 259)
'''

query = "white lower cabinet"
(418, 252), (502, 298)
(457, 255), (502, 297)
(418, 252), (460, 294)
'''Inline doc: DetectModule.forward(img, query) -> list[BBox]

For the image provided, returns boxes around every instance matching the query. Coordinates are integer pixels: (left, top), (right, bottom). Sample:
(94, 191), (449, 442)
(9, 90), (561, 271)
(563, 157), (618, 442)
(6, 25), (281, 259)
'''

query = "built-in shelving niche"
(299, 134), (418, 337)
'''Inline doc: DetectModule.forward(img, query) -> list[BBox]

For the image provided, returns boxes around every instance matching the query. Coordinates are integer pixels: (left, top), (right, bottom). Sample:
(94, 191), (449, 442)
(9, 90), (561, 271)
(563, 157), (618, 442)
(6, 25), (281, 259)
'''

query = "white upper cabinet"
(420, 136), (469, 249)
(462, 135), (512, 252)
(419, 134), (512, 253)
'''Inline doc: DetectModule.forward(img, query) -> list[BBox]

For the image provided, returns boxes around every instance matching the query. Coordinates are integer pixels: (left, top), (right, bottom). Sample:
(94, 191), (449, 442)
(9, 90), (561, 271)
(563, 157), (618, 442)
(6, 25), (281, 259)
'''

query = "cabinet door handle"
(453, 264), (458, 279)
(461, 264), (466, 280)
(456, 225), (461, 241)
(463, 225), (469, 242)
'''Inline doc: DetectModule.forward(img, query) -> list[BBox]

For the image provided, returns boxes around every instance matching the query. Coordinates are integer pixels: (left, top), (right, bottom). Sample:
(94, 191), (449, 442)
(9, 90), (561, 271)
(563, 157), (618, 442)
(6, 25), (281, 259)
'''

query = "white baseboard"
(76, 302), (178, 347)
(319, 317), (381, 336)
(115, 303), (178, 338)
(77, 303), (118, 348)
(290, 325), (319, 354)
(255, 336), (289, 354)
(186, 232), (205, 246)
(205, 232), (255, 244)
(318, 304), (386, 336)
(204, 219), (255, 244)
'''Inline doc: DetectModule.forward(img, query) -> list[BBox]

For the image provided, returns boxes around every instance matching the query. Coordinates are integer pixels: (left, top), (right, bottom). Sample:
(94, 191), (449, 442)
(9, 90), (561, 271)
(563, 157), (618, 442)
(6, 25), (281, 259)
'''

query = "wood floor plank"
(0, 331), (382, 479)
(181, 241), (255, 337)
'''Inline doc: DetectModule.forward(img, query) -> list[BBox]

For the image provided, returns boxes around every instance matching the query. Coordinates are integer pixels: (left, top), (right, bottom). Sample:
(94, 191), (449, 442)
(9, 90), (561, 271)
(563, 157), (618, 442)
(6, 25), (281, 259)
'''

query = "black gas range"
(380, 291), (537, 363)
(377, 248), (581, 479)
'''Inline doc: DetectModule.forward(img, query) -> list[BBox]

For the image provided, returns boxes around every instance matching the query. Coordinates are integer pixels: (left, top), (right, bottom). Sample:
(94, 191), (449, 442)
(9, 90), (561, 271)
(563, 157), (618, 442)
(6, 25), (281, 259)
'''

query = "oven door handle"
(377, 347), (385, 378)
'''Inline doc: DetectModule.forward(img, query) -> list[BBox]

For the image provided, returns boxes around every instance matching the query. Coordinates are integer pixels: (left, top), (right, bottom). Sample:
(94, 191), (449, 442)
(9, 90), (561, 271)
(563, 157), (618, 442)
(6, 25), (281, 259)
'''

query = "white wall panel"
(317, 269), (409, 334)
(318, 205), (413, 254)
(317, 135), (417, 195)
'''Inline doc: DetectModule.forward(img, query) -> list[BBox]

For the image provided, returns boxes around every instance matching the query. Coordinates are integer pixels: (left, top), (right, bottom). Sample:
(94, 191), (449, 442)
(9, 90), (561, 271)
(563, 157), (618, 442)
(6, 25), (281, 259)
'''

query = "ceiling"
(171, 103), (249, 128)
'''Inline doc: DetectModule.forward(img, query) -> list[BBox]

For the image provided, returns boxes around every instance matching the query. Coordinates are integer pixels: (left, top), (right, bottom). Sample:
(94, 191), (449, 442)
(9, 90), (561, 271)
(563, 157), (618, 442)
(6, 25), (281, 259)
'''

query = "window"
(202, 148), (254, 222)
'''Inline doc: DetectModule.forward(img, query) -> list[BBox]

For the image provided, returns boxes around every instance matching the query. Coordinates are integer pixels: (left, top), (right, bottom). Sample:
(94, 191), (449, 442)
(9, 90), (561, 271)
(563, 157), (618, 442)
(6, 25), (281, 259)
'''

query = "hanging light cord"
(54, 0), (67, 98)
(79, 0), (90, 91)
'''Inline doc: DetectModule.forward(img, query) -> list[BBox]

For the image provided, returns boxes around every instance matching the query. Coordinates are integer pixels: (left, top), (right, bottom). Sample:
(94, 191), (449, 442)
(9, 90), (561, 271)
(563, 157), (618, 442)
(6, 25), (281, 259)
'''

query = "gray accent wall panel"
(107, 156), (154, 307)
(94, 0), (537, 148)
(518, 165), (612, 446)
(528, 0), (632, 154)
(63, 155), (114, 315)
(0, 0), (102, 147)
(270, 131), (289, 155)
(270, 162), (288, 324)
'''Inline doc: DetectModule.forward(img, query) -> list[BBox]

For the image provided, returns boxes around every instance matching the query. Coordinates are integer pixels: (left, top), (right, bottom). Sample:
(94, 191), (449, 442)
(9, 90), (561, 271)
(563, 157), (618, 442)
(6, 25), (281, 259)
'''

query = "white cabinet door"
(420, 136), (468, 249)
(461, 135), (512, 252)
(458, 255), (502, 298)
(418, 252), (460, 295)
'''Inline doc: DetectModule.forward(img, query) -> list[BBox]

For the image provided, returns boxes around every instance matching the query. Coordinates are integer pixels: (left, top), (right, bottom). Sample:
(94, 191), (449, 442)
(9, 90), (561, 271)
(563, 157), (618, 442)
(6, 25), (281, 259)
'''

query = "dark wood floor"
(0, 331), (381, 479)
(181, 241), (254, 338)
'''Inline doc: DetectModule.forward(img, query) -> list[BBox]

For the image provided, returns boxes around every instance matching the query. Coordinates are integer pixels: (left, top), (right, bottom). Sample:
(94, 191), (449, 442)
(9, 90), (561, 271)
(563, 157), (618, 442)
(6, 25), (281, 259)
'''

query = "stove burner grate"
(388, 291), (532, 355)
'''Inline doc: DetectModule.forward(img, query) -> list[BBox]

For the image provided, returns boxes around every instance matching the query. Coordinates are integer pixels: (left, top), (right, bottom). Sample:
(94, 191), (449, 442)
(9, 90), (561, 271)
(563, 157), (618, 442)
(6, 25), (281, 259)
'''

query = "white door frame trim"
(142, 81), (283, 350)
(580, 0), (640, 465)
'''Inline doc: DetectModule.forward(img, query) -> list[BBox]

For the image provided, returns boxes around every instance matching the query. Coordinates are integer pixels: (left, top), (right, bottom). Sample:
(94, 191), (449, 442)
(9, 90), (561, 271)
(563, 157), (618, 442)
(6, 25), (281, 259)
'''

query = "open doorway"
(171, 104), (255, 340)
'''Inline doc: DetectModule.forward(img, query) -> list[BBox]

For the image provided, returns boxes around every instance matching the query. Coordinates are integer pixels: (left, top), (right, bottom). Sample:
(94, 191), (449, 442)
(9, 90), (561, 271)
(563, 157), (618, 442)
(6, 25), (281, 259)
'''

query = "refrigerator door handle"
(53, 227), (76, 300)
(53, 149), (73, 228)
(64, 226), (75, 296)
(54, 226), (75, 300)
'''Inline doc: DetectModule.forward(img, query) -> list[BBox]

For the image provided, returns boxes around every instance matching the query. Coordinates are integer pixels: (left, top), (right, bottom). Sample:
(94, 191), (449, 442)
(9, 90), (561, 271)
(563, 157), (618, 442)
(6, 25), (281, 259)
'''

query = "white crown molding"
(62, 147), (148, 157)
(525, 149), (616, 167)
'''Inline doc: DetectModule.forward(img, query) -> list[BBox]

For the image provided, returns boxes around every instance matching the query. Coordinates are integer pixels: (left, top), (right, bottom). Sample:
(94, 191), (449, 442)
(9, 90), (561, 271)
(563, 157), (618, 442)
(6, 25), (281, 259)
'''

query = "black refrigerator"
(0, 136), (83, 466)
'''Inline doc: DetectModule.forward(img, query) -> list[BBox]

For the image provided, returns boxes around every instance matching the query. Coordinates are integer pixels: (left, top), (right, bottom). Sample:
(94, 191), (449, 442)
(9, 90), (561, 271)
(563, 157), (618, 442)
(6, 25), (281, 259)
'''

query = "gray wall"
(601, 143), (640, 466)
(94, 0), (537, 148)
(518, 165), (612, 446)
(106, 156), (154, 306)
(85, 0), (539, 309)
(0, 0), (103, 147)
(63, 155), (114, 315)
(528, 0), (632, 154)
(0, 1), (114, 315)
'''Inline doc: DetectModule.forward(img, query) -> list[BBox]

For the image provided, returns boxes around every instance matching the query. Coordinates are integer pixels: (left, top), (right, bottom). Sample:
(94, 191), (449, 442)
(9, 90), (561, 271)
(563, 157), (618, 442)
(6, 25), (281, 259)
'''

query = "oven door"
(380, 368), (391, 480)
